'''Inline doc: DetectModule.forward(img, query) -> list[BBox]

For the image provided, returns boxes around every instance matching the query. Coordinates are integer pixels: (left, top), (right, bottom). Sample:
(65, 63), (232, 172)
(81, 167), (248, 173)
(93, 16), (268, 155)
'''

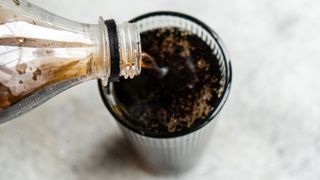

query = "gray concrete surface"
(0, 0), (319, 179)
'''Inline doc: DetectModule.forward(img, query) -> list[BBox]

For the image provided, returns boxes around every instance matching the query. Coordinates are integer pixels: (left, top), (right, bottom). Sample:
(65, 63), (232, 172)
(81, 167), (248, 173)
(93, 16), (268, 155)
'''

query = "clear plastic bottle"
(0, 0), (142, 122)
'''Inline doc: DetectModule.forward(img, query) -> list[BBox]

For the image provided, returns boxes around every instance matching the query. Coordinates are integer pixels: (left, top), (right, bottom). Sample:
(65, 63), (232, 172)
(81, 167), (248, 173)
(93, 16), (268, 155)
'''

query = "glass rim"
(98, 11), (232, 139)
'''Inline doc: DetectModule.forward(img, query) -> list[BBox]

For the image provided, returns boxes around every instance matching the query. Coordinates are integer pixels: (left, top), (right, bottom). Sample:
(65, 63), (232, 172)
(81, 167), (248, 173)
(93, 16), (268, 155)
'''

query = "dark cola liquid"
(112, 28), (223, 134)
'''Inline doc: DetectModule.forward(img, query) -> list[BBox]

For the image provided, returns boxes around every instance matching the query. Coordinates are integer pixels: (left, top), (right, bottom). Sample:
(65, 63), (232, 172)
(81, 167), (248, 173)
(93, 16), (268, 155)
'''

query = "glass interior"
(100, 12), (231, 137)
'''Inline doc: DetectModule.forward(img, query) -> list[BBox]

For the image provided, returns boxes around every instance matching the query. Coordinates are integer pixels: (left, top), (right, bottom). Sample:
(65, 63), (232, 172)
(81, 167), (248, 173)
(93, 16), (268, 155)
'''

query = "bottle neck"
(97, 18), (141, 86)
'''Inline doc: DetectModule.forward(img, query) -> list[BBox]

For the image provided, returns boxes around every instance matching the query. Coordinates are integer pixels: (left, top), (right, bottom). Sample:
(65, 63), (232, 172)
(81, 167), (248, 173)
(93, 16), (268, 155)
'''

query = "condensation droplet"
(17, 37), (25, 43)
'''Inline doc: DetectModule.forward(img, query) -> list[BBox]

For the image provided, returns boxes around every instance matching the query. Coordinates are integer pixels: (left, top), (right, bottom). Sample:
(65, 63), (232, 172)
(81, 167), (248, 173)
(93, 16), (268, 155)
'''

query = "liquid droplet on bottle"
(15, 111), (20, 116)
(13, 0), (20, 6)
(17, 37), (25, 43)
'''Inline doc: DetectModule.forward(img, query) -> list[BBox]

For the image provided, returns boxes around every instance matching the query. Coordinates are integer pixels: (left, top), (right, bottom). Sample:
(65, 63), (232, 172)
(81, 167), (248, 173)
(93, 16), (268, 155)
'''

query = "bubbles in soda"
(111, 27), (224, 134)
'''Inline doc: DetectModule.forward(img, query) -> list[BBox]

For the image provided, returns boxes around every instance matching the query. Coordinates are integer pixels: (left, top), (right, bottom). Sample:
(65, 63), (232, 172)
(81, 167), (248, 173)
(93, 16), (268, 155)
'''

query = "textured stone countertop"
(0, 0), (319, 179)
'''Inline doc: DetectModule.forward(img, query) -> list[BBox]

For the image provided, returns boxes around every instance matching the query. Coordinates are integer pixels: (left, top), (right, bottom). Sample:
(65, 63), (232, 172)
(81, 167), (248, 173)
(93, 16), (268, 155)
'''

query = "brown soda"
(111, 27), (224, 134)
(0, 37), (96, 110)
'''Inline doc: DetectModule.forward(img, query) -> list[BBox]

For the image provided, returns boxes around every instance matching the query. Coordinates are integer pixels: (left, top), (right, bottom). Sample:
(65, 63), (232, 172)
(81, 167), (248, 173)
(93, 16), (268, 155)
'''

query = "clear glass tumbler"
(98, 11), (232, 173)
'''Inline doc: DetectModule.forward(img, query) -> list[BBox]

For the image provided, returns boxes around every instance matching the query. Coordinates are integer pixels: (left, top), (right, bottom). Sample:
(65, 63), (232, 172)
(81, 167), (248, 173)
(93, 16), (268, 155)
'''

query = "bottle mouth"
(117, 22), (141, 79)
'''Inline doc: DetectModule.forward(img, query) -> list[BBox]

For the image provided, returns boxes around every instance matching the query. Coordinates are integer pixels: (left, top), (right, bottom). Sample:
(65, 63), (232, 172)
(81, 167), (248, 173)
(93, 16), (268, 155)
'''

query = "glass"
(0, 0), (141, 122)
(98, 11), (232, 173)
